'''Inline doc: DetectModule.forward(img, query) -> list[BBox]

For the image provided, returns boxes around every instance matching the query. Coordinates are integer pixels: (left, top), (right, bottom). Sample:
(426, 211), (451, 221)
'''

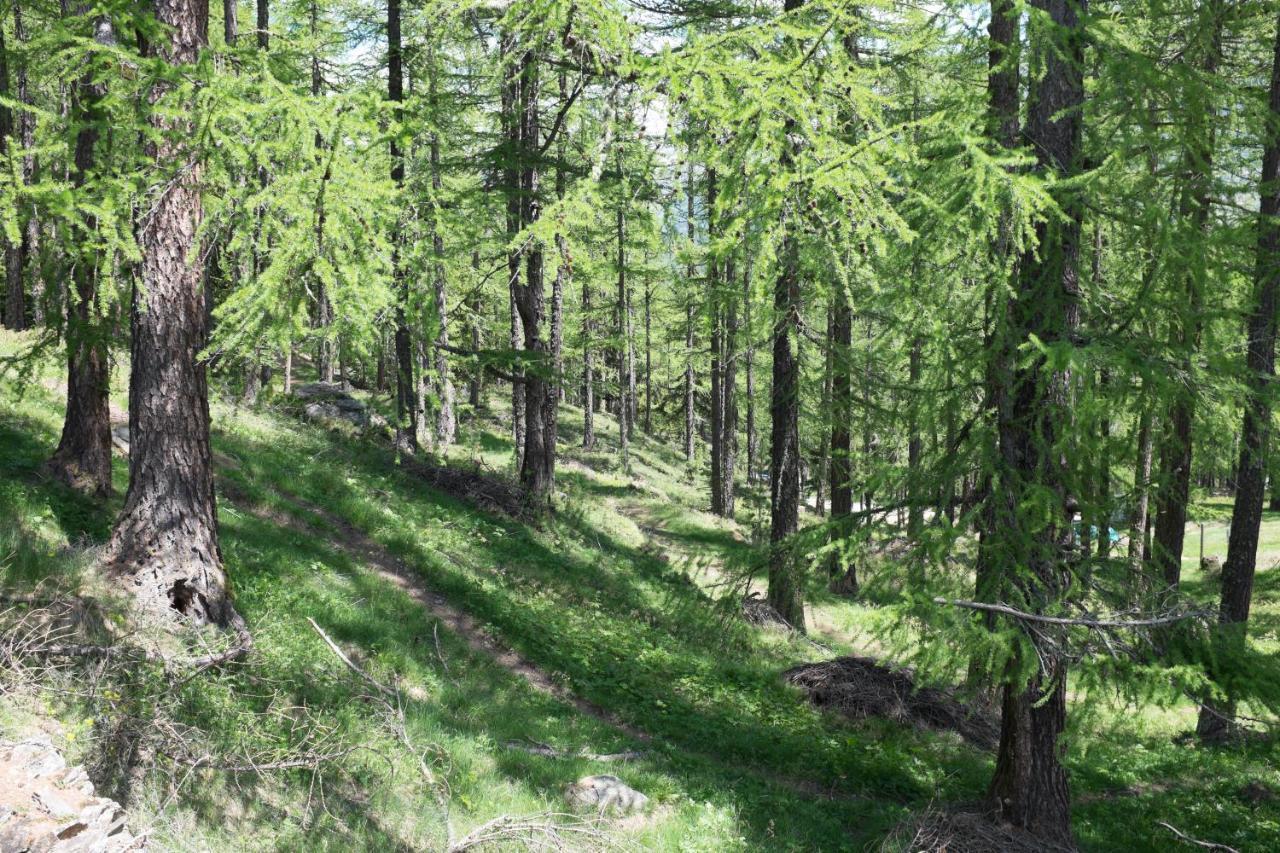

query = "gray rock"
(0, 737), (146, 851)
(564, 775), (649, 814)
(292, 381), (348, 400)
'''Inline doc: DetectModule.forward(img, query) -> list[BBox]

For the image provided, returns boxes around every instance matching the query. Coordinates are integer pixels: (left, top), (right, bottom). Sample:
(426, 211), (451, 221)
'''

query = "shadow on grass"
(210, 418), (986, 849)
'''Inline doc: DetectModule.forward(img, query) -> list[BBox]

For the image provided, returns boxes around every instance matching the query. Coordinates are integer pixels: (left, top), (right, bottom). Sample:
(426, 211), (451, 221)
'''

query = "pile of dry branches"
(879, 807), (1075, 853)
(784, 656), (999, 749)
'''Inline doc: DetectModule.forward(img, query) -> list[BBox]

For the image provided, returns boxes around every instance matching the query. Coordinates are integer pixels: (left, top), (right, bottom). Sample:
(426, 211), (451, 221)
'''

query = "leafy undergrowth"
(2, 329), (1279, 851)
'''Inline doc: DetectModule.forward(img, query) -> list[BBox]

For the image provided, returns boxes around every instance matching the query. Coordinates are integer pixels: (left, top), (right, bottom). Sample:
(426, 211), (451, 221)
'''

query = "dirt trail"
(220, 480), (881, 805)
(222, 480), (649, 743)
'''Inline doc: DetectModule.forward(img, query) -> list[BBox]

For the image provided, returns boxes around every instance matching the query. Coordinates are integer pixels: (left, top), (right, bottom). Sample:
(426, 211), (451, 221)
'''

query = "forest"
(1, 0), (1279, 849)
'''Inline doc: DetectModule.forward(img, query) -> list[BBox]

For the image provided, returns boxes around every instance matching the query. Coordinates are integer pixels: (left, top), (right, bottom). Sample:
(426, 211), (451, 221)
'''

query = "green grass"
(3, 328), (1280, 851)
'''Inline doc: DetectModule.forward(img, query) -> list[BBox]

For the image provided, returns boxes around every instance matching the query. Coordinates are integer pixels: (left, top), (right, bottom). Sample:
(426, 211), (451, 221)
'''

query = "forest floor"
(2, 327), (1279, 851)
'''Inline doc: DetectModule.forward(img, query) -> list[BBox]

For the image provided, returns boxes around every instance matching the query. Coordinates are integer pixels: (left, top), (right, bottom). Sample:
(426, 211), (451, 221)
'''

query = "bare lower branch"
(933, 598), (1203, 629)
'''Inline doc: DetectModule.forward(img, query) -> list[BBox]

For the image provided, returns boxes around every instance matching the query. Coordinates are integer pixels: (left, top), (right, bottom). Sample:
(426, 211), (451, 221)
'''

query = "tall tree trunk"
(719, 252), (738, 517)
(644, 278), (652, 435)
(767, 0), (806, 631)
(816, 303), (832, 517)
(49, 12), (116, 498)
(109, 0), (229, 626)
(468, 251), (484, 408)
(512, 44), (554, 497)
(616, 148), (630, 470)
(907, 327), (923, 538)
(1129, 398), (1156, 579)
(0, 22), (23, 331)
(256, 0), (268, 49)
(502, 30), (526, 470)
(709, 170), (725, 513)
(744, 253), (757, 485)
(224, 0), (237, 45)
(829, 283), (853, 585)
(428, 47), (456, 447)
(582, 275), (595, 448)
(984, 1), (1085, 844)
(13, 2), (41, 327)
(311, 0), (335, 386)
(1196, 10), (1280, 742)
(684, 161), (696, 467)
(970, 0), (1021, 686)
(1151, 0), (1225, 589)
(388, 0), (416, 452)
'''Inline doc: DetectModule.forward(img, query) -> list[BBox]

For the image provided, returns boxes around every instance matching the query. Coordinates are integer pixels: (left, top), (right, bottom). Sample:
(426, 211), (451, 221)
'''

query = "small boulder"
(564, 775), (648, 814)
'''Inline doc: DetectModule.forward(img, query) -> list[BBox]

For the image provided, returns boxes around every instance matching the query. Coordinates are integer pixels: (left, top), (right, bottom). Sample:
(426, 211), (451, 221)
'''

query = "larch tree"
(983, 0), (1087, 842)
(1196, 8), (1280, 743)
(107, 0), (231, 626)
(48, 10), (116, 498)
(766, 0), (806, 632)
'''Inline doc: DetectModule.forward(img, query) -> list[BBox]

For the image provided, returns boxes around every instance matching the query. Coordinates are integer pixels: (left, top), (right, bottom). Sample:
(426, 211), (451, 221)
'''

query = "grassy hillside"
(2, 328), (1278, 851)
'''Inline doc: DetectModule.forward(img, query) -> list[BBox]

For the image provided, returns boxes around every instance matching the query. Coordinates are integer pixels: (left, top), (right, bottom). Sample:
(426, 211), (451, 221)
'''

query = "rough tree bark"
(767, 0), (806, 632)
(49, 12), (117, 498)
(1196, 10), (1280, 743)
(108, 0), (230, 626)
(512, 44), (556, 497)
(983, 0), (1085, 844)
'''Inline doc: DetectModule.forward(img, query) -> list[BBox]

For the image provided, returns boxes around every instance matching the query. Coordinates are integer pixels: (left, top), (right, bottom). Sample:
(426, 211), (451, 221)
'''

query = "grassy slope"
(1, 328), (1278, 851)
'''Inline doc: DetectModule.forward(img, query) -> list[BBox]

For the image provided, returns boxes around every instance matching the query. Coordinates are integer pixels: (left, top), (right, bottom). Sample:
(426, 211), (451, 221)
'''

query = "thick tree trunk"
(1196, 11), (1280, 743)
(816, 304), (832, 517)
(109, 0), (228, 626)
(49, 13), (116, 498)
(1151, 0), (1224, 589)
(983, 1), (1085, 844)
